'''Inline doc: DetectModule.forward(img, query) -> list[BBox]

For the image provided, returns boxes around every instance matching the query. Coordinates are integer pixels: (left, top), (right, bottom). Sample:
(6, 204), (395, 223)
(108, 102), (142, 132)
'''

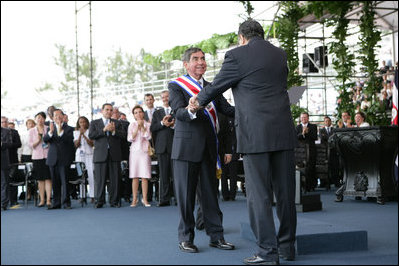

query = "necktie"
(327, 127), (330, 134)
(165, 108), (170, 115)
(105, 119), (110, 136)
(57, 125), (61, 136)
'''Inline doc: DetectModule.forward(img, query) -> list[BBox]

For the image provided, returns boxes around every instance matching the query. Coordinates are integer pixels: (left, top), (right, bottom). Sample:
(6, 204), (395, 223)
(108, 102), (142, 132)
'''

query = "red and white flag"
(392, 69), (398, 125)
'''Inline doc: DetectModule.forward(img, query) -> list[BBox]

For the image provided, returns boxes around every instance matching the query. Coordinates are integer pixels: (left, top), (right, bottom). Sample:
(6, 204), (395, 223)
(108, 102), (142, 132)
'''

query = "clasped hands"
(162, 115), (175, 127)
(187, 95), (204, 113)
(103, 121), (116, 133)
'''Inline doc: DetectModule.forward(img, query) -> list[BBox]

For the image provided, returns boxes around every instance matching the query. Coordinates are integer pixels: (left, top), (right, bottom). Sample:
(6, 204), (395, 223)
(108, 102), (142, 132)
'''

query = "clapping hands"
(104, 121), (115, 133)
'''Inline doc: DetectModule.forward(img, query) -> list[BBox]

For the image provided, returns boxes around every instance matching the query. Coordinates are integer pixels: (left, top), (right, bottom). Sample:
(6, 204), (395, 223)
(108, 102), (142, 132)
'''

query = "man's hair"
(324, 116), (331, 121)
(300, 112), (309, 117)
(102, 103), (113, 110)
(53, 109), (64, 115)
(182, 47), (204, 62)
(238, 19), (264, 40)
(161, 90), (169, 95)
(144, 93), (154, 99)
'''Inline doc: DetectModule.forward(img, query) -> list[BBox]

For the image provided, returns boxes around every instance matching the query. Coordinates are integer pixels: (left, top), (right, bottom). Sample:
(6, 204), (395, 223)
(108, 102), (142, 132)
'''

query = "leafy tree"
(54, 43), (100, 92)
(238, 1), (254, 19)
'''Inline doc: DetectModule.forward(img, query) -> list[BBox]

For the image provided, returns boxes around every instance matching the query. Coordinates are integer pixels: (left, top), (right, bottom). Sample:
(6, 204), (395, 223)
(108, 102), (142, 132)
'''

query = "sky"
(1, 1), (277, 116)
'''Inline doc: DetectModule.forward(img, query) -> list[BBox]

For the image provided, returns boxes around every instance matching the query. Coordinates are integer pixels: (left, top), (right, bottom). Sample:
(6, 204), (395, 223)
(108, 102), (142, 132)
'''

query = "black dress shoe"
(47, 205), (61, 210)
(64, 205), (72, 210)
(157, 201), (170, 207)
(94, 203), (103, 208)
(1, 205), (7, 211)
(244, 255), (279, 265)
(209, 239), (235, 250)
(178, 242), (198, 253)
(110, 203), (121, 208)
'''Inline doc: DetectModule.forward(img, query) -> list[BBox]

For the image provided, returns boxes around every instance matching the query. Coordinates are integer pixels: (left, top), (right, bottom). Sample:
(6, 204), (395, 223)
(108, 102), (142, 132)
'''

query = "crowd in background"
(1, 91), (239, 212)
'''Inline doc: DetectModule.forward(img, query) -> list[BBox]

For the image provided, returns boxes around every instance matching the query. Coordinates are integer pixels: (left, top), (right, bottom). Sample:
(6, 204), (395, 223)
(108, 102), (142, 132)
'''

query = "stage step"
(240, 217), (368, 254)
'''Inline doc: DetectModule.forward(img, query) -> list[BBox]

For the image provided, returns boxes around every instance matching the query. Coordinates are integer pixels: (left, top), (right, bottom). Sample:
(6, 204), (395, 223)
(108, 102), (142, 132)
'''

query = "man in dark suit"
(43, 109), (74, 209)
(1, 119), (13, 211)
(219, 114), (238, 201)
(2, 118), (22, 207)
(89, 103), (126, 208)
(194, 20), (297, 264)
(150, 90), (175, 207)
(296, 112), (318, 192)
(320, 116), (340, 187)
(319, 116), (334, 144)
(169, 47), (235, 253)
(143, 93), (159, 202)
(112, 107), (131, 203)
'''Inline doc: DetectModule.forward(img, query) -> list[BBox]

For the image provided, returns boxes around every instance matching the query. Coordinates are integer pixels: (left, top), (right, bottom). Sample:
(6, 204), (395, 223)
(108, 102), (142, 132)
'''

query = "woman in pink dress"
(127, 105), (152, 207)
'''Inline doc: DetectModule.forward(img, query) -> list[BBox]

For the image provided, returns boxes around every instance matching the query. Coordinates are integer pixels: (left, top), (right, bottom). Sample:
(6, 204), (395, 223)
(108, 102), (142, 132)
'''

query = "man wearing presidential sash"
(168, 47), (235, 253)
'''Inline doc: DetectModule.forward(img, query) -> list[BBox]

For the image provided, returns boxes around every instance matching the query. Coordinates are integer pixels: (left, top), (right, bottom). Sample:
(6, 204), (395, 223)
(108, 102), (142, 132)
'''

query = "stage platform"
(1, 189), (397, 265)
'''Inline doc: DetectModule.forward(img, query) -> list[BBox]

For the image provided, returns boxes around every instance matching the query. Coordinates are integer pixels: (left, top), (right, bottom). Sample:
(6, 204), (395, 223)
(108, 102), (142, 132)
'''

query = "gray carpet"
(1, 189), (398, 265)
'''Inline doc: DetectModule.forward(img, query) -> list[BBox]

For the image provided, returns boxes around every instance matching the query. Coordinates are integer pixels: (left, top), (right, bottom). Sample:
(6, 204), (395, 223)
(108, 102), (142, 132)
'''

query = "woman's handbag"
(148, 138), (156, 159)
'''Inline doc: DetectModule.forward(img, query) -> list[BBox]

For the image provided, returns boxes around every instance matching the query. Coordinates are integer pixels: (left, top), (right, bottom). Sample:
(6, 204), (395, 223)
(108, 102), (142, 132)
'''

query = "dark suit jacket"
(217, 112), (233, 157)
(196, 36), (297, 153)
(295, 123), (318, 147)
(150, 108), (174, 154)
(43, 123), (74, 167)
(1, 128), (13, 170)
(119, 119), (130, 161)
(296, 123), (318, 161)
(169, 79), (235, 163)
(88, 118), (126, 163)
(319, 126), (335, 145)
(8, 129), (21, 164)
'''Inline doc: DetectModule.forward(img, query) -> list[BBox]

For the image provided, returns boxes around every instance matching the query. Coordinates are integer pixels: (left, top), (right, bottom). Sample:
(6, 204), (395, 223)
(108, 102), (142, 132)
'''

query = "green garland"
(276, 1), (304, 89)
(357, 1), (387, 125)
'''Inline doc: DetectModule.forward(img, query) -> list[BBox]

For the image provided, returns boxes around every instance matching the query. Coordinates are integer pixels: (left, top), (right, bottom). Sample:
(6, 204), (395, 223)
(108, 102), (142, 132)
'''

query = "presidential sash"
(170, 75), (222, 179)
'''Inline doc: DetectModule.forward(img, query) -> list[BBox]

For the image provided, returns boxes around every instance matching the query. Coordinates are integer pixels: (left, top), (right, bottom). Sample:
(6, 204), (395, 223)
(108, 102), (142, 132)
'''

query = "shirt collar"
(188, 74), (204, 87)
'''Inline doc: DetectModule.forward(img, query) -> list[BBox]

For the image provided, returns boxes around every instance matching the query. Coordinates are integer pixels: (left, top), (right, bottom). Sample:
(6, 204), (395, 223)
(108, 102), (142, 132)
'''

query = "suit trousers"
(243, 150), (297, 260)
(49, 165), (71, 207)
(158, 153), (173, 203)
(173, 156), (224, 243)
(221, 158), (238, 200)
(1, 169), (9, 207)
(94, 151), (120, 205)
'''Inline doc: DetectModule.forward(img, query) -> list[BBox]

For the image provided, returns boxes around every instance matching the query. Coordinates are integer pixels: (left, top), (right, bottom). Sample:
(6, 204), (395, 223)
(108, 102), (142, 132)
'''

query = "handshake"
(187, 95), (204, 113)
